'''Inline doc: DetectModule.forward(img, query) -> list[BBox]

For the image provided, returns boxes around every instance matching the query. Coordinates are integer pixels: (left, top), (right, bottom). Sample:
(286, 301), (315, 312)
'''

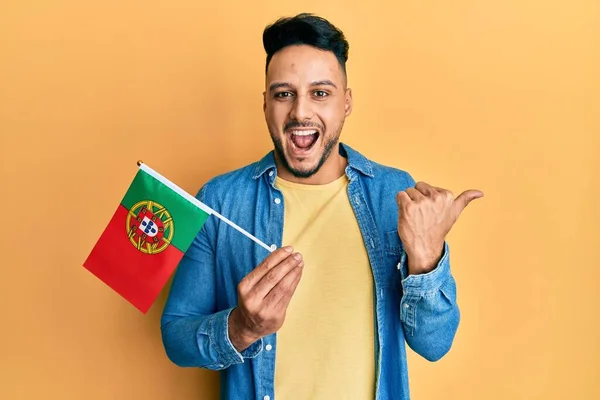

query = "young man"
(161, 13), (482, 400)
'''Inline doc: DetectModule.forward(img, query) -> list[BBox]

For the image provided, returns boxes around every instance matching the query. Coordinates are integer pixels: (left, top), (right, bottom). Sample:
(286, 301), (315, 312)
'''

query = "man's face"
(263, 44), (352, 179)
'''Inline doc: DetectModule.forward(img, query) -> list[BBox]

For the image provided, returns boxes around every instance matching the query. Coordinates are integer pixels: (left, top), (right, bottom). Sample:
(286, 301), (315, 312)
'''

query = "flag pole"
(136, 160), (274, 253)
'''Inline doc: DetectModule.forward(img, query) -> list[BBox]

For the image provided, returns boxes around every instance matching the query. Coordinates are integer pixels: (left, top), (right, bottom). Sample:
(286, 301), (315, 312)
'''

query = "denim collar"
(252, 142), (374, 180)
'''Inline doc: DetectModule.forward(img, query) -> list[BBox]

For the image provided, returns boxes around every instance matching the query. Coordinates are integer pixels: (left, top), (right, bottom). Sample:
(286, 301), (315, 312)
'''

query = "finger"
(396, 190), (411, 207)
(242, 246), (295, 289)
(414, 181), (435, 196)
(405, 187), (426, 201)
(273, 267), (303, 311)
(270, 262), (304, 309)
(254, 252), (303, 299)
(453, 189), (484, 215)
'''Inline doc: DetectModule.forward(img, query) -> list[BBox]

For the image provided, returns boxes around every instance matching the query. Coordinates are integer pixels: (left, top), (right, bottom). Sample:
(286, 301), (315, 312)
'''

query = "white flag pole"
(137, 160), (274, 253)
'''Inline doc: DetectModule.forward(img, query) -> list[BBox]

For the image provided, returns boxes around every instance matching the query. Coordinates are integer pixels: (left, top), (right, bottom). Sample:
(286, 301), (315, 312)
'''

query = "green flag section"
(83, 167), (210, 313)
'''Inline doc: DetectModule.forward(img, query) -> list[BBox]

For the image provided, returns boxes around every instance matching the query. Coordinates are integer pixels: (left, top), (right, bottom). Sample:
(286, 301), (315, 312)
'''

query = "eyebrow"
(268, 80), (338, 92)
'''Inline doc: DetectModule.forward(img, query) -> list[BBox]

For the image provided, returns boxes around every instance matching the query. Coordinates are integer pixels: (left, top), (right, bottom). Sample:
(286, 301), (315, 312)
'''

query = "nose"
(289, 94), (313, 122)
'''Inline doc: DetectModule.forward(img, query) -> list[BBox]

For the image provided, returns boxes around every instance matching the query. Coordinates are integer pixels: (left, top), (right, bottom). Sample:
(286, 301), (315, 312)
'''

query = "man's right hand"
(228, 246), (304, 352)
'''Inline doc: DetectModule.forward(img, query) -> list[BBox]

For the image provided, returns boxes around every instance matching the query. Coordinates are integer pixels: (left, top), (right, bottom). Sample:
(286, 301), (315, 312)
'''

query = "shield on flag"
(126, 201), (172, 254)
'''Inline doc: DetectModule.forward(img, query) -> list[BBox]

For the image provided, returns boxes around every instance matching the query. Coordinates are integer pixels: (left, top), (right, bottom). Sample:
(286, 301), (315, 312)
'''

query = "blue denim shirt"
(161, 143), (460, 400)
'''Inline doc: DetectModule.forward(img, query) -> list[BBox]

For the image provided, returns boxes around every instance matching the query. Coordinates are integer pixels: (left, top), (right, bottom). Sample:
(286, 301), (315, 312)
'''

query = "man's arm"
(160, 186), (305, 369)
(394, 177), (482, 361)
(398, 242), (460, 361)
(160, 186), (263, 370)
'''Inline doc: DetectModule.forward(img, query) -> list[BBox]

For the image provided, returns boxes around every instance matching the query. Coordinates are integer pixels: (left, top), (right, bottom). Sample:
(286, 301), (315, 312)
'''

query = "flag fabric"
(83, 165), (210, 313)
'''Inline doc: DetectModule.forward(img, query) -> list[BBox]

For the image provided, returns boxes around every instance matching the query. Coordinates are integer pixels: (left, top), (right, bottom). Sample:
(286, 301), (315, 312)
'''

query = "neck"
(276, 145), (347, 185)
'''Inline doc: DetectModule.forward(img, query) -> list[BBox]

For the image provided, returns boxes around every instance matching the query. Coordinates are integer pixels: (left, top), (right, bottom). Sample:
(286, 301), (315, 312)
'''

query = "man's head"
(262, 13), (352, 181)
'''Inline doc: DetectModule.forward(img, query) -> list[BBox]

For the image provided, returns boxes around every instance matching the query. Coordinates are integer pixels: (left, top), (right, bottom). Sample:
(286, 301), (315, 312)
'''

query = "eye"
(275, 91), (293, 98)
(314, 90), (328, 97)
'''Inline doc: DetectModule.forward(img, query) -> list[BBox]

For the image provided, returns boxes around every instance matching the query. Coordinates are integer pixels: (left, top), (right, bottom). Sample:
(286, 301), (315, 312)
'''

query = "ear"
(263, 91), (266, 113)
(345, 88), (353, 117)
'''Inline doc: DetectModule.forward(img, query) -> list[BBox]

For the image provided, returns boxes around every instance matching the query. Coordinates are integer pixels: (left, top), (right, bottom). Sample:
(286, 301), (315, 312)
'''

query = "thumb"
(454, 189), (484, 215)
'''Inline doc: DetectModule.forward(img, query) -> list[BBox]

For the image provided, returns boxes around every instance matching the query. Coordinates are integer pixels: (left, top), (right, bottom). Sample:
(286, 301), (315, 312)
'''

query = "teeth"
(290, 130), (317, 136)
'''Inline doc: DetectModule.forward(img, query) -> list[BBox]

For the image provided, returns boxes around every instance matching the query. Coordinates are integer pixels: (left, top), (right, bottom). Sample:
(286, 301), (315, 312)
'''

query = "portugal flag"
(83, 162), (210, 313)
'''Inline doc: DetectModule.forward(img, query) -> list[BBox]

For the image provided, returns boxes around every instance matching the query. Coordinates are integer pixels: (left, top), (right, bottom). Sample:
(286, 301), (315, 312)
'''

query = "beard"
(270, 122), (343, 179)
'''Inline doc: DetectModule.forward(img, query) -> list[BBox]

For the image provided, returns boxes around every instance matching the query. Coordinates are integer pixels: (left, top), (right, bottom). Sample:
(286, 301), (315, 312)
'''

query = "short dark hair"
(262, 13), (349, 76)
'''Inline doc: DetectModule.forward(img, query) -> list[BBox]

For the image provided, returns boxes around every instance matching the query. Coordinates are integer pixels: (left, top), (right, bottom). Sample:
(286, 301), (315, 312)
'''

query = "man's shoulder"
(343, 143), (416, 188)
(196, 164), (253, 197)
(208, 163), (257, 185)
(194, 153), (271, 203)
(370, 159), (415, 185)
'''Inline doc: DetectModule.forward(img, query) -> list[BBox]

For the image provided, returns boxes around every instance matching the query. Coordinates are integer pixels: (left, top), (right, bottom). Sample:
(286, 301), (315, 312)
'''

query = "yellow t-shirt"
(273, 174), (375, 400)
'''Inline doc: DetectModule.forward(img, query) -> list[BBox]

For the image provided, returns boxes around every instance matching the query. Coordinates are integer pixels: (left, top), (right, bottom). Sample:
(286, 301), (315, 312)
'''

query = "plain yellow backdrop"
(1, 1), (598, 399)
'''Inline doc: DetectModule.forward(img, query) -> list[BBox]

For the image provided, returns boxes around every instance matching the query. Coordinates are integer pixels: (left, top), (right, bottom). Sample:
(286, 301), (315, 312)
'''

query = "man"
(161, 13), (482, 400)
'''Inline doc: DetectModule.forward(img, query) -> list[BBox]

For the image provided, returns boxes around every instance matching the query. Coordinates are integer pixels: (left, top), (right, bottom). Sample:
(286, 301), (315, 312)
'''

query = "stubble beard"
(270, 123), (344, 179)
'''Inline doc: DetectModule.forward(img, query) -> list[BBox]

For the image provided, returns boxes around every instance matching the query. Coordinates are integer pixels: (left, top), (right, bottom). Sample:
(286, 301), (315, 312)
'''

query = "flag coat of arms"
(83, 163), (211, 313)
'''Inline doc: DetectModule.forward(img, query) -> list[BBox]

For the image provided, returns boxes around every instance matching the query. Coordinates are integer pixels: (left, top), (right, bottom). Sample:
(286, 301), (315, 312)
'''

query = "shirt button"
(264, 396), (271, 400)
(265, 344), (272, 351)
(274, 198), (281, 204)
(268, 171), (274, 177)
(404, 304), (410, 309)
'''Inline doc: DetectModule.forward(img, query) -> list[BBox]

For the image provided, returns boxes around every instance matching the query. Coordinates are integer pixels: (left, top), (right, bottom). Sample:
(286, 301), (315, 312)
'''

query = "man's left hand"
(396, 182), (483, 275)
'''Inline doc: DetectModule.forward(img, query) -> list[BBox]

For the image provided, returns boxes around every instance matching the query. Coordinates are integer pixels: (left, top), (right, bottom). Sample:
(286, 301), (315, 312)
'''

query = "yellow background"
(1, 1), (598, 399)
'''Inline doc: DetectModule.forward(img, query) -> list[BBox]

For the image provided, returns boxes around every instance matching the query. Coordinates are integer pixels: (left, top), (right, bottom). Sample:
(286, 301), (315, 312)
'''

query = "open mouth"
(288, 130), (320, 153)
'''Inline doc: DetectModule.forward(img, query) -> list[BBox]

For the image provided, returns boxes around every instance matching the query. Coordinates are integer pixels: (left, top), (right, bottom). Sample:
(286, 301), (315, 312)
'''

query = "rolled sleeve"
(399, 241), (451, 293)
(200, 307), (263, 368)
(399, 242), (452, 330)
